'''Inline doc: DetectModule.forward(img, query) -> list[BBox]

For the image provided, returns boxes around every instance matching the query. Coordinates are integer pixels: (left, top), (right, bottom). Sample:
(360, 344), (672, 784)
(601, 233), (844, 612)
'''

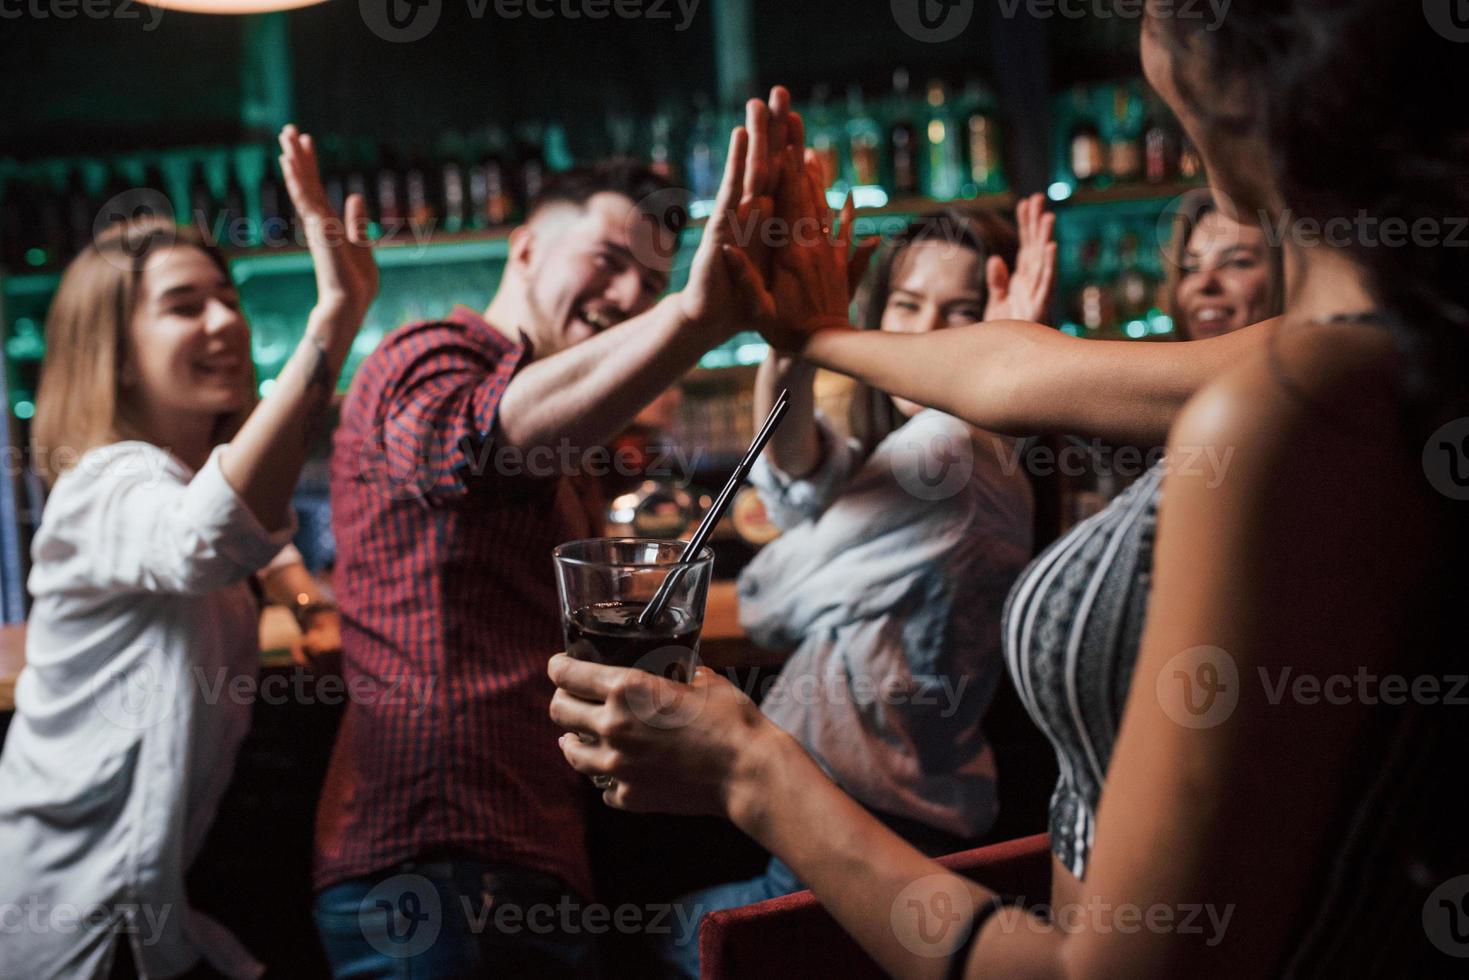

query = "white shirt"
(0, 442), (295, 980)
(740, 411), (1034, 838)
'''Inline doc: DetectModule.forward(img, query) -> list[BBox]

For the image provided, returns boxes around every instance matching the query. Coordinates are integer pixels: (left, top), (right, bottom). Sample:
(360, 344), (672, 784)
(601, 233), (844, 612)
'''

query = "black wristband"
(294, 600), (337, 631)
(943, 895), (1015, 980)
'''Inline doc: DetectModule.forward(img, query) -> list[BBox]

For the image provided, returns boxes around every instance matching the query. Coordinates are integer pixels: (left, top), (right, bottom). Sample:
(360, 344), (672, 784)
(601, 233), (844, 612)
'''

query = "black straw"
(637, 388), (791, 629)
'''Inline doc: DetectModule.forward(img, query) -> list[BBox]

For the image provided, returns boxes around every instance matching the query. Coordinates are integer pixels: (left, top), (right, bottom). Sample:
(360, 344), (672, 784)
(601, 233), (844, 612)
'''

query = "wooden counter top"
(0, 579), (775, 713)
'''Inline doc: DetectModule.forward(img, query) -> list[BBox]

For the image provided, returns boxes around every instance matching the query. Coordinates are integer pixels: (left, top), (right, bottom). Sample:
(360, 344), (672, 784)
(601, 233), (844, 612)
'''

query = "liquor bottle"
(648, 110), (676, 182)
(1142, 104), (1176, 185)
(888, 69), (920, 196)
(1068, 89), (1104, 187)
(1073, 238), (1115, 337)
(439, 149), (468, 234)
(962, 80), (1003, 196)
(606, 111), (637, 158)
(923, 79), (962, 200)
(1112, 231), (1154, 334)
(0, 179), (23, 268)
(807, 84), (843, 190)
(103, 164), (131, 203)
(1177, 136), (1203, 181)
(542, 122), (574, 172)
(845, 84), (882, 188)
(469, 127), (513, 229)
(63, 166), (95, 258)
(1106, 85), (1143, 183)
(220, 161), (248, 249)
(403, 147), (436, 227)
(0, 178), (45, 269)
(257, 154), (292, 248)
(36, 177), (67, 268)
(188, 161), (217, 242)
(344, 141), (370, 228)
(140, 161), (172, 218)
(686, 101), (719, 201)
(515, 124), (546, 213)
(374, 142), (405, 232)
(317, 135), (346, 218)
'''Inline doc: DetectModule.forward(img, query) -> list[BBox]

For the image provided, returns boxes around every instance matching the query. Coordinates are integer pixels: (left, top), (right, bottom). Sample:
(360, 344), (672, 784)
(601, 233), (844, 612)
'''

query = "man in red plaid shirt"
(313, 122), (777, 977)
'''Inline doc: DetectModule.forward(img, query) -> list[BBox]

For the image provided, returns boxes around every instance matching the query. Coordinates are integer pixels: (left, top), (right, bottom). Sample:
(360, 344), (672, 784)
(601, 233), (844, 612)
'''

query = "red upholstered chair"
(698, 833), (1051, 980)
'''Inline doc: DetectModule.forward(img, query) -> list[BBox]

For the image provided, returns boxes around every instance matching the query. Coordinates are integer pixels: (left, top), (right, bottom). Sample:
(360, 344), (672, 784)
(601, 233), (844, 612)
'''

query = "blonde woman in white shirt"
(0, 126), (376, 980)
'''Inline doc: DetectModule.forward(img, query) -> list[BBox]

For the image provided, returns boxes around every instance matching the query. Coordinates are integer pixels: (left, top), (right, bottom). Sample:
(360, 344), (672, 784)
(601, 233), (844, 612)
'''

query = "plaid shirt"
(314, 307), (601, 898)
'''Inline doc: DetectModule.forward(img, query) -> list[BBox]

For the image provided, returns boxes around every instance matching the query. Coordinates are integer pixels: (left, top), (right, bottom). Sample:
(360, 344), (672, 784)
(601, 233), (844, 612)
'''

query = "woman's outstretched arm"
(724, 163), (1276, 448)
(801, 317), (1273, 446)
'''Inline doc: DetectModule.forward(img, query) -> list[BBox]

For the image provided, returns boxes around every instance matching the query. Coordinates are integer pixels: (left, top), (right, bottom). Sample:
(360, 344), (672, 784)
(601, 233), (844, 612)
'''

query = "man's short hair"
(527, 159), (681, 233)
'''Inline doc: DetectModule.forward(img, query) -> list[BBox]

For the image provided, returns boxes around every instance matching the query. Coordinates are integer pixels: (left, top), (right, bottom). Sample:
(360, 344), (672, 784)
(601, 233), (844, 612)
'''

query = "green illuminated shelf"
(0, 192), (1020, 414)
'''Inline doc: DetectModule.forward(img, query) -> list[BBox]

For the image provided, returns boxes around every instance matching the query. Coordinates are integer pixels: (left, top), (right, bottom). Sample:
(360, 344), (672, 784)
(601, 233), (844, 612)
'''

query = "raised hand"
(982, 193), (1057, 324)
(278, 124), (378, 325)
(722, 147), (859, 351)
(675, 88), (803, 335)
(675, 126), (759, 334)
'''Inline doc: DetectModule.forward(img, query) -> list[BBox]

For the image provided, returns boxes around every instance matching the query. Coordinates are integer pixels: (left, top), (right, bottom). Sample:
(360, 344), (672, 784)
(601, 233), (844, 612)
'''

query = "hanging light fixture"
(135, 0), (330, 12)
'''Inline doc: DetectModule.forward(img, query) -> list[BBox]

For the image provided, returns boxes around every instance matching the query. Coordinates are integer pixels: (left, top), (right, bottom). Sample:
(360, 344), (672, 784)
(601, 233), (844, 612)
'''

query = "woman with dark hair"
(658, 202), (1053, 977)
(1165, 187), (1283, 340)
(550, 2), (1468, 976)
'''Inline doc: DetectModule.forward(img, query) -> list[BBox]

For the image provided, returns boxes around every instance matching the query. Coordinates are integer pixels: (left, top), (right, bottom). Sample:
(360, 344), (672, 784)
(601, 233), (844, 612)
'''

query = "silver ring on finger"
(591, 774), (615, 790)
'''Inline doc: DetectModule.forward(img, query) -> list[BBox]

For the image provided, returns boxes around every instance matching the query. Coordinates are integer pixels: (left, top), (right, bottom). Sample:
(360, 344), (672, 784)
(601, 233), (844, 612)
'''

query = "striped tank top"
(1001, 458), (1467, 975)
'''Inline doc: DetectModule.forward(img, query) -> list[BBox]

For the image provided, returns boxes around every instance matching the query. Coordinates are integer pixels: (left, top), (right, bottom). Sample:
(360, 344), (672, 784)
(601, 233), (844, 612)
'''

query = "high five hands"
(698, 88), (1057, 346)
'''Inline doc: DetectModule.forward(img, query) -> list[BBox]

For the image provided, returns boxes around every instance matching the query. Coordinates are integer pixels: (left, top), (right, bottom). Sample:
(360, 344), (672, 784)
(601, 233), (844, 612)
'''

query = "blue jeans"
(658, 856), (804, 980)
(314, 856), (601, 979)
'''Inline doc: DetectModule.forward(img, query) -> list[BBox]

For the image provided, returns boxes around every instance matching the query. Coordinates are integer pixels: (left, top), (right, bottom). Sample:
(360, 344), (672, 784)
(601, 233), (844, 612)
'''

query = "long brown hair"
(1162, 191), (1284, 340)
(32, 216), (252, 485)
(847, 207), (1019, 455)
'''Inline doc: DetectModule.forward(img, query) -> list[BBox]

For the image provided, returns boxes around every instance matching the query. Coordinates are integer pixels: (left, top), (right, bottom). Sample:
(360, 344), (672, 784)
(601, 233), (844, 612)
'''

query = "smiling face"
(515, 191), (674, 355)
(121, 245), (254, 426)
(880, 239), (987, 416)
(1175, 210), (1273, 340)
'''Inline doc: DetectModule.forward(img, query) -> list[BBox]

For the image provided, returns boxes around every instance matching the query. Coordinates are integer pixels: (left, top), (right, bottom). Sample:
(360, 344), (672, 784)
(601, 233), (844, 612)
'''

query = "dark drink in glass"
(553, 539), (714, 680)
(564, 601), (700, 680)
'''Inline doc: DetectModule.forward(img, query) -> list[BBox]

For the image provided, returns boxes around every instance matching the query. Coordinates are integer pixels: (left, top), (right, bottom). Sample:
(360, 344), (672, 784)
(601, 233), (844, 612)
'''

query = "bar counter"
(0, 579), (766, 713)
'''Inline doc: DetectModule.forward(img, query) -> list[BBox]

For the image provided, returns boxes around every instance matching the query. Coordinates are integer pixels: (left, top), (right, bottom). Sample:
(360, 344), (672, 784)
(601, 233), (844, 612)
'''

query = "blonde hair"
(32, 217), (252, 484)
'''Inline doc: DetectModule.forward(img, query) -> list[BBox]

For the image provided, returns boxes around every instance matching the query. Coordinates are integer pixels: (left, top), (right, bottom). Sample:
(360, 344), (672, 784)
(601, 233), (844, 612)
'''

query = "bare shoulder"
(1171, 319), (1409, 484)
(1163, 319), (1433, 623)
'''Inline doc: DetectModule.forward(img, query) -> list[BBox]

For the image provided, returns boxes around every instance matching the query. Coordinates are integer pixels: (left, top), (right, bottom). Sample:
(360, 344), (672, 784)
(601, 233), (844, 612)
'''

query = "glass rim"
(552, 537), (714, 569)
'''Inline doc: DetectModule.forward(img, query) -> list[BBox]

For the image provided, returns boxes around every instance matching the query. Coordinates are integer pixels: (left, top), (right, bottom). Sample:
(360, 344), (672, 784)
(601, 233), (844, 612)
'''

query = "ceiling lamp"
(135, 1), (330, 12)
